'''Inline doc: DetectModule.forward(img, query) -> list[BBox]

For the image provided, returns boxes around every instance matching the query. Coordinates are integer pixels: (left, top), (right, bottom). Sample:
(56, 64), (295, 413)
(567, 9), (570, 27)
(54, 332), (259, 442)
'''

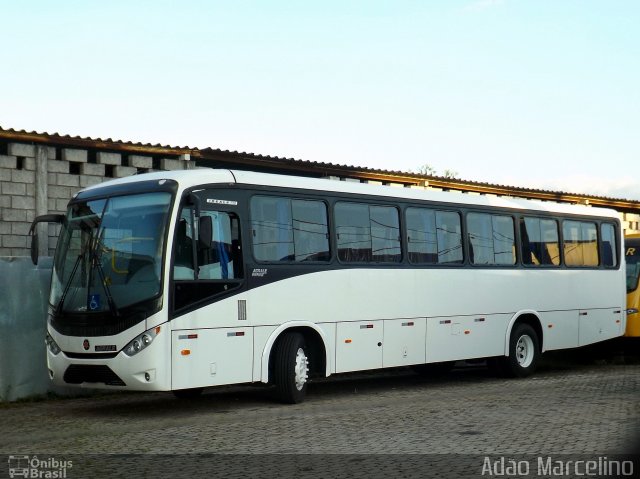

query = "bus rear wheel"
(274, 332), (309, 404)
(501, 323), (540, 378)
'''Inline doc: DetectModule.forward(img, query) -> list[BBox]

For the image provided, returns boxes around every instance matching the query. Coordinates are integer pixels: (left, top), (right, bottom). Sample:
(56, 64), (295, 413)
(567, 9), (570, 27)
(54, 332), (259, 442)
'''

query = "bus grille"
(63, 365), (126, 386)
(63, 351), (119, 359)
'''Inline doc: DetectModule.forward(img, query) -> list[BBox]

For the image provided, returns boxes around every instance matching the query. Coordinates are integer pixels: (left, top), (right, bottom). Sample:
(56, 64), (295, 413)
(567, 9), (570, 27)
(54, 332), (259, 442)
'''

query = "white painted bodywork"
(47, 169), (626, 391)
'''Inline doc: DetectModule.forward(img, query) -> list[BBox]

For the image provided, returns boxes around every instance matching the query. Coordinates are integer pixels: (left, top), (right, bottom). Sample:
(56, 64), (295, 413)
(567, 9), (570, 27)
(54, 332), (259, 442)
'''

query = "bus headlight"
(123, 326), (160, 357)
(45, 332), (61, 355)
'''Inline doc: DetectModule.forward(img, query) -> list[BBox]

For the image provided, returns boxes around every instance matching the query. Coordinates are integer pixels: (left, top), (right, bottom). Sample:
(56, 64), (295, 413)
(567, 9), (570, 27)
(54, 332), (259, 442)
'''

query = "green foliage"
(413, 164), (459, 179)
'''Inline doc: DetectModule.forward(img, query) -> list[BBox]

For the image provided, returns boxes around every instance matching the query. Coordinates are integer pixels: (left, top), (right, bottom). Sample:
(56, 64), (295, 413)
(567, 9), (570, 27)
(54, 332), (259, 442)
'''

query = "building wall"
(0, 142), (193, 257)
(623, 213), (640, 236)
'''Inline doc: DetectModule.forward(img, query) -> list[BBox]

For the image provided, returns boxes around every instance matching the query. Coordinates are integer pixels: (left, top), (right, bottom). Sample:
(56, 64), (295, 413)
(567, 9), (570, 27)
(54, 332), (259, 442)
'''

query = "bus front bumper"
(47, 347), (170, 392)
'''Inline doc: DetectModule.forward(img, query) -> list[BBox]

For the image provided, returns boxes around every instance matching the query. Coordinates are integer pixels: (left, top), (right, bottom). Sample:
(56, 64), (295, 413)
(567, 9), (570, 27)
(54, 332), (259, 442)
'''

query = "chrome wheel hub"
(294, 347), (309, 391)
(516, 335), (535, 368)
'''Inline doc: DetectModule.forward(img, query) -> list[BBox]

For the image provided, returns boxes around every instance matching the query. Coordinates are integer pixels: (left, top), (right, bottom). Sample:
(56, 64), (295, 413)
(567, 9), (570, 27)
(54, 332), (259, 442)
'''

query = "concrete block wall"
(623, 213), (640, 235)
(0, 142), (194, 257)
(0, 151), (37, 257)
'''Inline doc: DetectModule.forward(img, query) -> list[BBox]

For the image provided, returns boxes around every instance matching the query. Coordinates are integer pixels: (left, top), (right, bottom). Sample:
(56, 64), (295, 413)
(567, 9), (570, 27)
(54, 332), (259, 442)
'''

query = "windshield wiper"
(56, 252), (83, 315)
(91, 233), (120, 318)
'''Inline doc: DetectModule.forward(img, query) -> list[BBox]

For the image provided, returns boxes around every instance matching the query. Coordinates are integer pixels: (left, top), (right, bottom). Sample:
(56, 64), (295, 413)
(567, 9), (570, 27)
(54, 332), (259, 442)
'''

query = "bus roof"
(80, 168), (620, 219)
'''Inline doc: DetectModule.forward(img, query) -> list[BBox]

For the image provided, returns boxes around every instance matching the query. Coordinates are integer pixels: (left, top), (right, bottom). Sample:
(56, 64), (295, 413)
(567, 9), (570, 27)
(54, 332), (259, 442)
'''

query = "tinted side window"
(407, 208), (436, 263)
(251, 196), (294, 261)
(520, 217), (560, 266)
(335, 202), (401, 263)
(563, 220), (599, 266)
(406, 208), (462, 264)
(335, 203), (371, 262)
(370, 206), (401, 262)
(467, 212), (515, 265)
(292, 200), (330, 261)
(437, 211), (464, 264)
(600, 223), (617, 267)
(251, 196), (329, 262)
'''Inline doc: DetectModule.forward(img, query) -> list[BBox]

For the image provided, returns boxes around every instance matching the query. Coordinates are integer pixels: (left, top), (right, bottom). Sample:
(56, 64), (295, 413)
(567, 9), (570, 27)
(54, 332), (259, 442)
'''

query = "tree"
(414, 164), (437, 176)
(413, 164), (459, 179)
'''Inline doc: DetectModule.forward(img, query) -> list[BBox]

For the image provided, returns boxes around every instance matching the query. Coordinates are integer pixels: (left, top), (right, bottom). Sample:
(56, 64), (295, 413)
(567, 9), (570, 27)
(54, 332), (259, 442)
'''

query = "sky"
(1, 1), (639, 199)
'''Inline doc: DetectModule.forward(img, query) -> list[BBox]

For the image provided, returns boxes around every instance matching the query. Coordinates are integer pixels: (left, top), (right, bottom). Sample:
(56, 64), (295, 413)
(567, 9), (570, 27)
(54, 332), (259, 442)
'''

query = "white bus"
(30, 169), (626, 403)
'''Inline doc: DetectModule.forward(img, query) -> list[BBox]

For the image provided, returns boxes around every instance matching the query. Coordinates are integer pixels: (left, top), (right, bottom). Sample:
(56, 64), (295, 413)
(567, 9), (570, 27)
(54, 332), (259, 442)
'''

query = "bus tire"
(274, 332), (309, 404)
(503, 323), (540, 378)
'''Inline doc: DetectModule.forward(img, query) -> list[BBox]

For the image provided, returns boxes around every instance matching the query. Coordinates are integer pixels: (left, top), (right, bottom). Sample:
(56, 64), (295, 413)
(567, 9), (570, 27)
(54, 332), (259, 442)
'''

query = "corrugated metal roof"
(0, 126), (194, 154)
(199, 147), (639, 206)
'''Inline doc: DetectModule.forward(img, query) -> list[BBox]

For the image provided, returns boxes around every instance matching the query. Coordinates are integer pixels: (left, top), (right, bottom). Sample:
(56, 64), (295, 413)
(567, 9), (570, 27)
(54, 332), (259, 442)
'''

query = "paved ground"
(1, 354), (639, 478)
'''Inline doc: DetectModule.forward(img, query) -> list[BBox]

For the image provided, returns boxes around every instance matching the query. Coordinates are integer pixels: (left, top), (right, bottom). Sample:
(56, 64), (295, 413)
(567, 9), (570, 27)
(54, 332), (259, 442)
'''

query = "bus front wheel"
(274, 332), (309, 404)
(502, 323), (540, 378)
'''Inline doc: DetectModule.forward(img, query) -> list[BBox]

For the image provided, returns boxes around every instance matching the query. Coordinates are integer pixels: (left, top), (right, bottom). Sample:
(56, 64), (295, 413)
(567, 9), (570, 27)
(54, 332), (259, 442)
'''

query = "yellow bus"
(626, 234), (640, 336)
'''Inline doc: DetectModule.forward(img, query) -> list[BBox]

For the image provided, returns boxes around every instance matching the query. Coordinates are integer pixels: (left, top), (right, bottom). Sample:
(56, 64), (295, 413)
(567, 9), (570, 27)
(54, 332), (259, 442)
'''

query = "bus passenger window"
(563, 221), (598, 267)
(370, 206), (401, 262)
(407, 208), (437, 263)
(335, 202), (401, 263)
(251, 196), (294, 261)
(250, 196), (329, 262)
(520, 217), (560, 266)
(335, 203), (372, 262)
(601, 223), (617, 267)
(467, 213), (515, 265)
(406, 208), (462, 264)
(292, 200), (330, 261)
(436, 211), (463, 264)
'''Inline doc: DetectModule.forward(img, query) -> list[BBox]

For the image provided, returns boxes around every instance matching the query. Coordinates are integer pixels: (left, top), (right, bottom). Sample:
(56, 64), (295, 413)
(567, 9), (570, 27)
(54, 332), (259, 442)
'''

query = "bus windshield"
(50, 192), (172, 313)
(627, 242), (640, 294)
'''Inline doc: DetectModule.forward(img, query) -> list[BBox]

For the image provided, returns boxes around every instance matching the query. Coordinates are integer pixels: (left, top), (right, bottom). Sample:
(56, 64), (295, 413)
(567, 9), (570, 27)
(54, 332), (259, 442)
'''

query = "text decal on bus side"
(252, 268), (268, 277)
(206, 199), (238, 206)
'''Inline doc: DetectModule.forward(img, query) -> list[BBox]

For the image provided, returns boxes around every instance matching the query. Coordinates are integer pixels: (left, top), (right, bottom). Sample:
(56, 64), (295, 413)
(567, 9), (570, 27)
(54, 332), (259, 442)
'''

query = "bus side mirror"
(199, 215), (213, 249)
(29, 214), (64, 265)
(30, 232), (39, 265)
